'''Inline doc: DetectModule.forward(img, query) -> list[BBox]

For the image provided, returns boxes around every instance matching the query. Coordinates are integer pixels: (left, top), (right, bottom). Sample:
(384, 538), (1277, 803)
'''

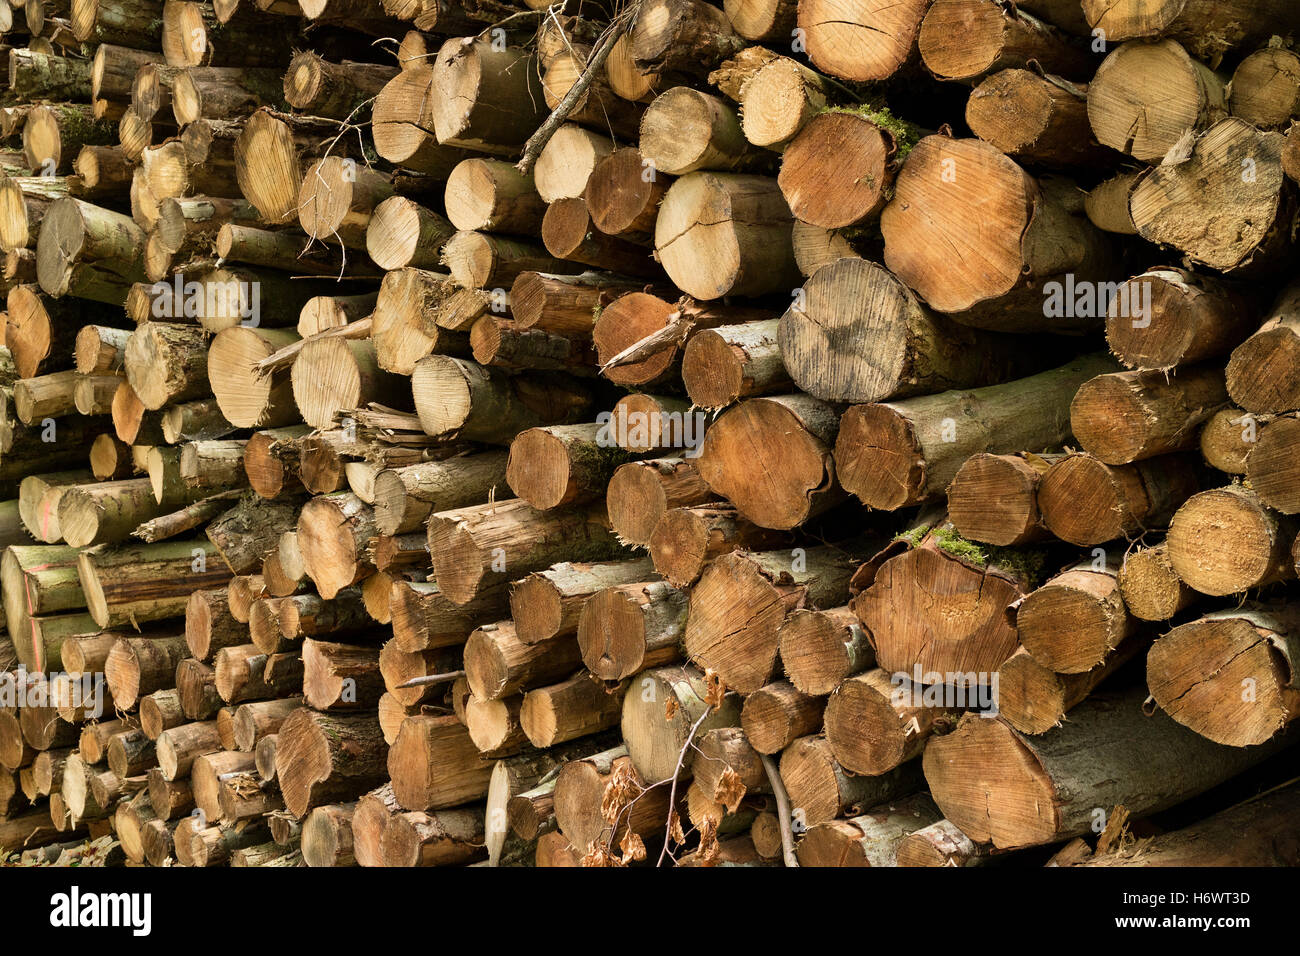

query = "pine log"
(1200, 407), (1256, 475)
(606, 456), (714, 547)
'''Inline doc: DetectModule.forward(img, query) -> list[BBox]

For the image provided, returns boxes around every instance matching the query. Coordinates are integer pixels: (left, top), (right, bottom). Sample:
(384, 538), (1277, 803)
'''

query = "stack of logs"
(2, 0), (1300, 868)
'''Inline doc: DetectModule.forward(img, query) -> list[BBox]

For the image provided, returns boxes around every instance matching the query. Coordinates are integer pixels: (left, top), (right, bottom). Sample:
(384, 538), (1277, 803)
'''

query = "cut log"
(506, 422), (632, 511)
(737, 54), (832, 149)
(576, 580), (687, 681)
(780, 257), (1044, 405)
(1225, 280), (1300, 414)
(1230, 47), (1300, 131)
(778, 109), (915, 230)
(918, 0), (1096, 83)
(428, 499), (626, 606)
(1245, 415), (1300, 514)
(1129, 119), (1292, 276)
(296, 493), (377, 600)
(276, 708), (387, 819)
(966, 68), (1115, 169)
(654, 172), (798, 300)
(284, 52), (397, 119)
(1016, 560), (1135, 674)
(777, 605), (874, 697)
(855, 520), (1043, 677)
(429, 38), (546, 152)
(1080, 0), (1300, 63)
(834, 353), (1117, 510)
(697, 394), (844, 530)
(799, 0), (929, 82)
(1200, 407), (1255, 475)
(445, 158), (545, 235)
(946, 452), (1060, 547)
(387, 712), (492, 811)
(464, 620), (583, 701)
(648, 503), (787, 589)
(1071, 366), (1228, 466)
(882, 137), (1117, 330)
(923, 688), (1293, 850)
(535, 125), (613, 203)
(1166, 485), (1297, 595)
(685, 547), (857, 694)
(606, 457), (714, 547)
(1105, 268), (1260, 371)
(1037, 452), (1201, 546)
(541, 198), (660, 277)
(1117, 541), (1195, 622)
(584, 146), (670, 241)
(552, 747), (670, 856)
(778, 735), (924, 826)
(76, 539), (233, 626)
(797, 792), (942, 867)
(302, 638), (383, 711)
(103, 634), (189, 709)
(739, 680), (823, 756)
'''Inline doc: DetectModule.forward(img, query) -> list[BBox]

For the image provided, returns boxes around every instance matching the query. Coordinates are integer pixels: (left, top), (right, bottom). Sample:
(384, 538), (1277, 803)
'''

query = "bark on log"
(923, 688), (1293, 850)
(834, 353), (1117, 510)
(276, 708), (387, 818)
(778, 734), (924, 826)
